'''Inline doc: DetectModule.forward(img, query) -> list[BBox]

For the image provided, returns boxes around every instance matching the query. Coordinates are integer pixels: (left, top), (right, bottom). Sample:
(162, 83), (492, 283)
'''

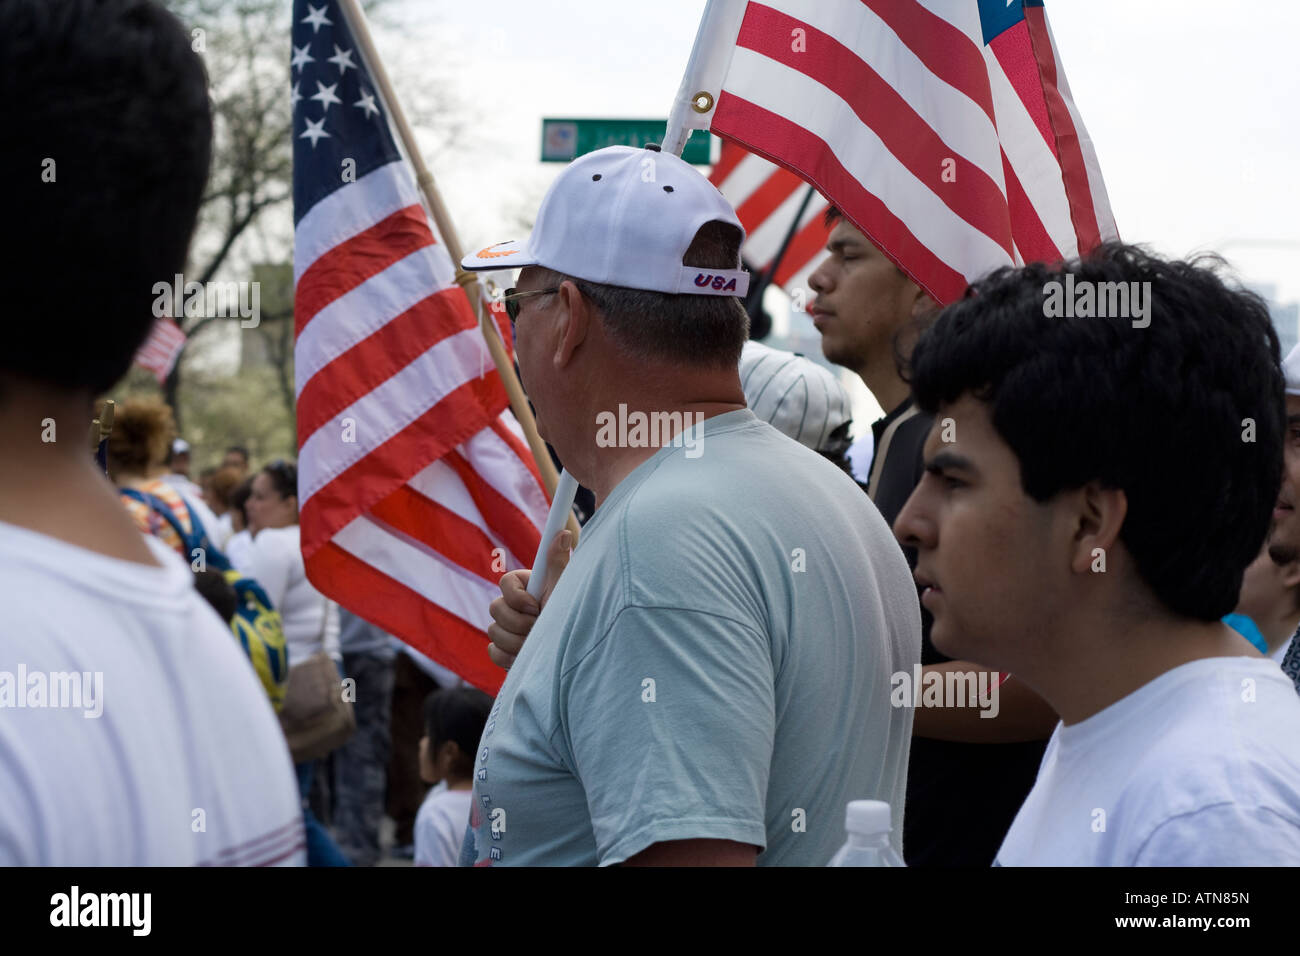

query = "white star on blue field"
(291, 0), (403, 225)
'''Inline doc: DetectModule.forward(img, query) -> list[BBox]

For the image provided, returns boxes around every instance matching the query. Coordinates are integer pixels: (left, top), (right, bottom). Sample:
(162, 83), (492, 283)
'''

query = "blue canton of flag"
(976, 0), (1041, 46)
(292, 0), (400, 224)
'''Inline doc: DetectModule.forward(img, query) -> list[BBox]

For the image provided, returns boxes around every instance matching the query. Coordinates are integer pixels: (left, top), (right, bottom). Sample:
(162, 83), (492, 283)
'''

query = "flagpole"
(337, 0), (575, 539)
(661, 0), (746, 156)
(744, 184), (816, 324)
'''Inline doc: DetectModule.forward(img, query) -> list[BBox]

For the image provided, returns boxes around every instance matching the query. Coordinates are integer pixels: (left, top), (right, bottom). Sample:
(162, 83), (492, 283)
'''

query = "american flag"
(291, 0), (548, 693)
(670, 0), (1118, 305)
(133, 318), (187, 384)
(708, 141), (831, 297)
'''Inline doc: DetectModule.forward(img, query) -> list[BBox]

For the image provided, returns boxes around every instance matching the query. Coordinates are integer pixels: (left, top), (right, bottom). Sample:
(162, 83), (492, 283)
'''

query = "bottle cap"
(845, 800), (892, 835)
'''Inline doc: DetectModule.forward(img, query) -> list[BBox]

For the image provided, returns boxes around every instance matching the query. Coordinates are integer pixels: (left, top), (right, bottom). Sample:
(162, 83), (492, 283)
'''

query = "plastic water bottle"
(827, 800), (906, 866)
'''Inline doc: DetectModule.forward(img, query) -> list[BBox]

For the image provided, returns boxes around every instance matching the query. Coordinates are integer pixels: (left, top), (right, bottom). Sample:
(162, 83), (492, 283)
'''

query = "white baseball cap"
(462, 145), (750, 298)
(739, 340), (852, 451)
(1284, 343), (1300, 396)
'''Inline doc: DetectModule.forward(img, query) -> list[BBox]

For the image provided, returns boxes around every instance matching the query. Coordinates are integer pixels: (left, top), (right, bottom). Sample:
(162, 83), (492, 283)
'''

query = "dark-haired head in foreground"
(0, 0), (211, 555)
(894, 242), (1284, 724)
(2, 0), (212, 396)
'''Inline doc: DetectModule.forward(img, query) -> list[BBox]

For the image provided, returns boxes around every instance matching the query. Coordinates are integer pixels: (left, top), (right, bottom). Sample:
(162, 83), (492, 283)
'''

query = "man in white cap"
(458, 144), (920, 866)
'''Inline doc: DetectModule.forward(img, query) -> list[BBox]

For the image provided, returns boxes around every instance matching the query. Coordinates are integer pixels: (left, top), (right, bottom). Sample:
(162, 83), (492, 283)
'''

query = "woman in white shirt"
(223, 477), (255, 574)
(246, 462), (340, 668)
(245, 460), (349, 866)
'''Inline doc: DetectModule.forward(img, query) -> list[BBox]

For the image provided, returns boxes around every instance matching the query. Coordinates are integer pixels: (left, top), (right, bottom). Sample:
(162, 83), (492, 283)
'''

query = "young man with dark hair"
(458, 145), (920, 866)
(0, 0), (303, 864)
(223, 445), (252, 477)
(809, 208), (936, 517)
(809, 208), (1056, 866)
(895, 243), (1300, 864)
(1265, 344), (1300, 690)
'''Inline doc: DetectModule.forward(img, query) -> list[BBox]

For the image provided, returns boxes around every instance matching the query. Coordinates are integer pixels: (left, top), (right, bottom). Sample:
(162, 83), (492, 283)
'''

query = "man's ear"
(1069, 481), (1127, 575)
(553, 280), (590, 369)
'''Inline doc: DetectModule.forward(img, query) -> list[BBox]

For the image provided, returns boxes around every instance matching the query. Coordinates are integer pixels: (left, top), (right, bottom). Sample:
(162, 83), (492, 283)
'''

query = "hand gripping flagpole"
(525, 469), (578, 601)
(337, 0), (580, 557)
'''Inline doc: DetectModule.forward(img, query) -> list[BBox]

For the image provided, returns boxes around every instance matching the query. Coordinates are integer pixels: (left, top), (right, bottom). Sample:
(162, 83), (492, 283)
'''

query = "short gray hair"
(535, 220), (749, 368)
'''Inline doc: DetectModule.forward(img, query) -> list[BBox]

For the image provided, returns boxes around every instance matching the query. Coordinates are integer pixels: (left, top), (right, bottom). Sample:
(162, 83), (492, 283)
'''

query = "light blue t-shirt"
(460, 409), (921, 866)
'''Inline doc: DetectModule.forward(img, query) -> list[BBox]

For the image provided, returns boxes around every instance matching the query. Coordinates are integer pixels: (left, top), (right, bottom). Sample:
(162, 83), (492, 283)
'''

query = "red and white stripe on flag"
(293, 168), (547, 697)
(672, 0), (1118, 305)
(133, 317), (186, 384)
(294, 158), (548, 693)
(708, 140), (831, 296)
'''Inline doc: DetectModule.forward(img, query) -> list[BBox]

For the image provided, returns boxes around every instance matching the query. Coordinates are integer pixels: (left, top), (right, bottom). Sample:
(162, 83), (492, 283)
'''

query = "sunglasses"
(501, 286), (560, 325)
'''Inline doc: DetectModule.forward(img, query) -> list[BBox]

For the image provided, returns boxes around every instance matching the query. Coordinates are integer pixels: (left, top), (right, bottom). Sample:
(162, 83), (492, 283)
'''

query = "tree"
(153, 0), (457, 431)
(157, 0), (294, 426)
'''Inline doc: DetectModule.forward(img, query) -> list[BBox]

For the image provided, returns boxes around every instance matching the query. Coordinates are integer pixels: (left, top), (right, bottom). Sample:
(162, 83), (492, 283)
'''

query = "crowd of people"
(0, 0), (489, 868)
(100, 393), (497, 867)
(460, 144), (1300, 867)
(3, 0), (1299, 869)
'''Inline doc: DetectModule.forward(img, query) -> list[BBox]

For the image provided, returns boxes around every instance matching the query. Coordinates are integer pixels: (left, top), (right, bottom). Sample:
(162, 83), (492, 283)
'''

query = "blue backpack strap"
(120, 487), (190, 544)
(167, 495), (234, 573)
(119, 487), (232, 572)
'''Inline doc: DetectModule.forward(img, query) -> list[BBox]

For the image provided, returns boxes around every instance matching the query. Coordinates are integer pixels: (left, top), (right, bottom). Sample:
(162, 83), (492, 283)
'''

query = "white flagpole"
(661, 0), (749, 156)
(526, 470), (579, 600)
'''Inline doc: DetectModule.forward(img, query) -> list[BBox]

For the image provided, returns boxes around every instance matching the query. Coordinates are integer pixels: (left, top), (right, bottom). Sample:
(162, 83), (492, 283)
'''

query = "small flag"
(133, 318), (187, 383)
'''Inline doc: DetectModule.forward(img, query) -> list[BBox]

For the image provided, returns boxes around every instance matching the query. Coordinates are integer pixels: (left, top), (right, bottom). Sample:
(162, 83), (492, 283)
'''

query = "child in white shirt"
(414, 686), (492, 867)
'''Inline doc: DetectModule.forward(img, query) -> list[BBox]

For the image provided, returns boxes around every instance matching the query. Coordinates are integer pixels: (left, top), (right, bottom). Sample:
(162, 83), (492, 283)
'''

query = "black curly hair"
(906, 242), (1284, 622)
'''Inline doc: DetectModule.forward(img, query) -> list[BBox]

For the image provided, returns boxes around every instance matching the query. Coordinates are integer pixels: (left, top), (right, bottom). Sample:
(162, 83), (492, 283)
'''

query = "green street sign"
(541, 118), (714, 165)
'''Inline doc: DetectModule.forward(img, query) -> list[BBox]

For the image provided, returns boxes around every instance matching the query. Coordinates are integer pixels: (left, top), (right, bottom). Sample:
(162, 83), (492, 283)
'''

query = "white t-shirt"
(1272, 636), (1292, 664)
(214, 512), (235, 552)
(414, 783), (472, 867)
(225, 528), (254, 574)
(847, 433), (875, 485)
(245, 525), (339, 667)
(995, 657), (1300, 866)
(0, 521), (304, 865)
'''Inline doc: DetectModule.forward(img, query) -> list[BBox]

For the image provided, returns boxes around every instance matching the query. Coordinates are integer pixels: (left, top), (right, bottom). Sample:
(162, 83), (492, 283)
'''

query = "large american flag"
(291, 0), (548, 693)
(708, 140), (831, 297)
(671, 0), (1118, 305)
